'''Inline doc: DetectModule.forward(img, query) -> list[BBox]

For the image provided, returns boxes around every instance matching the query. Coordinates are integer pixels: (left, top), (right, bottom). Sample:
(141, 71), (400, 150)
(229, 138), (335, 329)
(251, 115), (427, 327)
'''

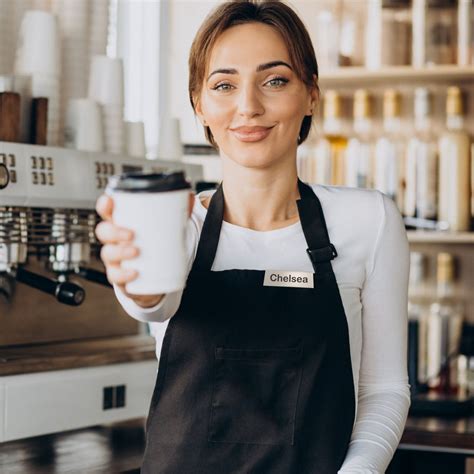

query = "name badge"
(263, 270), (314, 289)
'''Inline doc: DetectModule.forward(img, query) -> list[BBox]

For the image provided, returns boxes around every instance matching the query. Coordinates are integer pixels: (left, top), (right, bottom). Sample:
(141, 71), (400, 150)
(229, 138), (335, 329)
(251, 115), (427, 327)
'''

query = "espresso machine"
(0, 141), (203, 441)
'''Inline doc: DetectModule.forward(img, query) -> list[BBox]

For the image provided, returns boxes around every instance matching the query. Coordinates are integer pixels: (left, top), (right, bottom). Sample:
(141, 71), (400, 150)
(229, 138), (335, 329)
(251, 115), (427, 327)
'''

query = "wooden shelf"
(319, 65), (474, 87)
(407, 231), (474, 244)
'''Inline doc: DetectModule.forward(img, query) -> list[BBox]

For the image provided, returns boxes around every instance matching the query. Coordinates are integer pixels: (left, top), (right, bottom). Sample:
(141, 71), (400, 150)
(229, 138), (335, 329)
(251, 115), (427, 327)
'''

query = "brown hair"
(188, 0), (319, 149)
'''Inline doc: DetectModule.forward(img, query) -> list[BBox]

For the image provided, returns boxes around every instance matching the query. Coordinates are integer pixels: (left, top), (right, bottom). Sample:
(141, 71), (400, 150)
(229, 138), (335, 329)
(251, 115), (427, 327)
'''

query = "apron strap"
(192, 182), (225, 272)
(296, 179), (338, 275)
(192, 179), (338, 275)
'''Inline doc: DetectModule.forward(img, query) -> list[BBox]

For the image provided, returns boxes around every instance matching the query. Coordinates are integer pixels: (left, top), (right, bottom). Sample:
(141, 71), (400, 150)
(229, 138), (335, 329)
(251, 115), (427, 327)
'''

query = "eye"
(212, 82), (234, 91)
(265, 76), (289, 88)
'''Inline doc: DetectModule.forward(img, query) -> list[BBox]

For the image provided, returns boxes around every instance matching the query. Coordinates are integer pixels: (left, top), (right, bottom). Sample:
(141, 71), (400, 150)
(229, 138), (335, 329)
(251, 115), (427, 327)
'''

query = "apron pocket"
(208, 344), (303, 445)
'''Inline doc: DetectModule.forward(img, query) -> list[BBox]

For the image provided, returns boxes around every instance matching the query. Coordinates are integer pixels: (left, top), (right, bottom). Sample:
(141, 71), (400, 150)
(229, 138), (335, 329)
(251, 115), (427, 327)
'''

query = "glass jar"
(381, 0), (413, 66)
(313, 1), (343, 71)
(425, 0), (458, 65)
(339, 1), (366, 66)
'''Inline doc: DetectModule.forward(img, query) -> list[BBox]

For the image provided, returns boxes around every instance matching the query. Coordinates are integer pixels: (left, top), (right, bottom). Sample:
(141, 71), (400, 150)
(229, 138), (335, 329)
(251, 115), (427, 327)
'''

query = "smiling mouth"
(230, 126), (274, 143)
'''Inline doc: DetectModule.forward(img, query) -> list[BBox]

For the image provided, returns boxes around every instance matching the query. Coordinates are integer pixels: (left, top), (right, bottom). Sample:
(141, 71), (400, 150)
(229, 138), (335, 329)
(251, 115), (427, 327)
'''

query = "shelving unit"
(319, 65), (474, 87)
(407, 232), (474, 244)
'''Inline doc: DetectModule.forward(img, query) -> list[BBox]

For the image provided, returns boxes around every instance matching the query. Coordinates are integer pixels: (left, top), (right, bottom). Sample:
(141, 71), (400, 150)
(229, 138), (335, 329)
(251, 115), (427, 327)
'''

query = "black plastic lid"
(107, 170), (191, 193)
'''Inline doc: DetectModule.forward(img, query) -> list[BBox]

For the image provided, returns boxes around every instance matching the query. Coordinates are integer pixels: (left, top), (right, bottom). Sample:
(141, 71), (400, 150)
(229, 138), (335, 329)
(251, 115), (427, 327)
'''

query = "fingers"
(95, 221), (134, 245)
(106, 265), (138, 286)
(100, 244), (139, 265)
(96, 194), (114, 220)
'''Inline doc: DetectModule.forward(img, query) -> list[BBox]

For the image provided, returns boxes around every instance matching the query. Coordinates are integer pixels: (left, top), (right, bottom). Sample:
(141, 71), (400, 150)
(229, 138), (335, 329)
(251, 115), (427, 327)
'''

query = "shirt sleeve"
(113, 284), (184, 323)
(338, 192), (411, 474)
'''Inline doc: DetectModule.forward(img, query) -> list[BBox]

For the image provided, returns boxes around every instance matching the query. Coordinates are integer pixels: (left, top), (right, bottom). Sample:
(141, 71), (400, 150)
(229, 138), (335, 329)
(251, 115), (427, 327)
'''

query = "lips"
(230, 125), (274, 143)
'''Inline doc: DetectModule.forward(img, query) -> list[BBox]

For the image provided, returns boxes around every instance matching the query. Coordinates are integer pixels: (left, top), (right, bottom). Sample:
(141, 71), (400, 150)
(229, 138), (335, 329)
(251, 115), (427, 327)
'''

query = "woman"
(95, 1), (410, 472)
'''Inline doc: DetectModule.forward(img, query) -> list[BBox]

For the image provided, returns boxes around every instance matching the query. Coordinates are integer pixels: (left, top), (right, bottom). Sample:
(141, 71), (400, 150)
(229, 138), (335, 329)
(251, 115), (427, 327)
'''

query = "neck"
(217, 153), (301, 231)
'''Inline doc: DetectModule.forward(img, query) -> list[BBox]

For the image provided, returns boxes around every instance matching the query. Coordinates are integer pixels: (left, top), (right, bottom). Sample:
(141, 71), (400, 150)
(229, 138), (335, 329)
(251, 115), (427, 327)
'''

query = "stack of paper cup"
(0, 2), (15, 74)
(14, 10), (61, 146)
(64, 98), (104, 152)
(125, 121), (146, 158)
(13, 76), (33, 144)
(89, 0), (109, 57)
(52, 0), (90, 145)
(157, 117), (183, 161)
(88, 55), (124, 154)
(32, 0), (51, 10)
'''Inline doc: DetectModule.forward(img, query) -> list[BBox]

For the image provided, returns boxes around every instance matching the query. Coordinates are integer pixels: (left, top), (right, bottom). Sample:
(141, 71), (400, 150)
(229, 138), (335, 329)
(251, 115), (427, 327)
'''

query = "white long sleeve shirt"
(114, 183), (411, 474)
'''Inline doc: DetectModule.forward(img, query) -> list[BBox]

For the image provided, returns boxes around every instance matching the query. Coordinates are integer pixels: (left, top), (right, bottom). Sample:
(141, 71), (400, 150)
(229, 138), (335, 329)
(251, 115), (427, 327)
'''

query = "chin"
(225, 149), (278, 170)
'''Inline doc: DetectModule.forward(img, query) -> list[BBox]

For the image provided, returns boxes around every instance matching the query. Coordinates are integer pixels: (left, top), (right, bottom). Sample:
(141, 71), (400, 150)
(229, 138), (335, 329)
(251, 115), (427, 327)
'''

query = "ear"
(193, 95), (207, 126)
(305, 74), (320, 116)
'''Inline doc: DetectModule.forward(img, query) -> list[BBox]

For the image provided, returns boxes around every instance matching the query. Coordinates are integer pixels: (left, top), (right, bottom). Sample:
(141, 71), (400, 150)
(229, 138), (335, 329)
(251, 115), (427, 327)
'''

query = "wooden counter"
(0, 335), (157, 376)
(402, 416), (474, 454)
(0, 416), (473, 474)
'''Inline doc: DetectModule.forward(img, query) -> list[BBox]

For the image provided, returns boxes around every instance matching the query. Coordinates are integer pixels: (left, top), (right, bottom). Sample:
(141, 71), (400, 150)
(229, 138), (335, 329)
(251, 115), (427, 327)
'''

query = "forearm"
(338, 384), (411, 473)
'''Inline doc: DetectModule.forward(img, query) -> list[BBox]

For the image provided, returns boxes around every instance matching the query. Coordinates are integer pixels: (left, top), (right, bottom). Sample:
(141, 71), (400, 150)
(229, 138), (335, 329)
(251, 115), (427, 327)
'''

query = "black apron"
(142, 179), (355, 474)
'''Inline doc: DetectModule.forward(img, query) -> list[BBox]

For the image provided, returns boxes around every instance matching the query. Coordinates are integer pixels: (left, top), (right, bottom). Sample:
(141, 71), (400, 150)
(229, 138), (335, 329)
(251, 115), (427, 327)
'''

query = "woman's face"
(195, 22), (316, 170)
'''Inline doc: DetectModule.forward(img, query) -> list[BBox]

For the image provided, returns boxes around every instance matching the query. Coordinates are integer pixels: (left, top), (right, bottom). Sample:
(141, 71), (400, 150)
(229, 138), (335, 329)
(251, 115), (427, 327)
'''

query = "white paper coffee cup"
(106, 171), (191, 295)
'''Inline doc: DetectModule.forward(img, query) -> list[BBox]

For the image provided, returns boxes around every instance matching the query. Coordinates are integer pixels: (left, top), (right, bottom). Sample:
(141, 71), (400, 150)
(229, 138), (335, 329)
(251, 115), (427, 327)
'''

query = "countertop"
(0, 415), (473, 474)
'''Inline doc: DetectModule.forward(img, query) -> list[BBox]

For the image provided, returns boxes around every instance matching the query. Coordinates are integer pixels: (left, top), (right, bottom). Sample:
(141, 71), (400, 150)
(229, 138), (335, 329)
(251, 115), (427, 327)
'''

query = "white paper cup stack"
(32, 0), (51, 10)
(14, 10), (61, 145)
(13, 75), (33, 143)
(52, 0), (91, 145)
(64, 98), (104, 152)
(0, 2), (15, 74)
(89, 0), (109, 57)
(88, 55), (125, 154)
(157, 117), (183, 161)
(125, 121), (146, 158)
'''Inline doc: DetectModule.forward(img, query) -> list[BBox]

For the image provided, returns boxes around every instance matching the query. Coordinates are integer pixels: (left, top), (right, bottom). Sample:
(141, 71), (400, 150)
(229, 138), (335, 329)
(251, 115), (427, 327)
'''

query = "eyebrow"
(207, 61), (293, 81)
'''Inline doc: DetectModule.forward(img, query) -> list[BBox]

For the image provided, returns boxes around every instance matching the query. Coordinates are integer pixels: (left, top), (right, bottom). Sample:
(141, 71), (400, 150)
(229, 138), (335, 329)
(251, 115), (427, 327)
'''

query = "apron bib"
(142, 179), (355, 474)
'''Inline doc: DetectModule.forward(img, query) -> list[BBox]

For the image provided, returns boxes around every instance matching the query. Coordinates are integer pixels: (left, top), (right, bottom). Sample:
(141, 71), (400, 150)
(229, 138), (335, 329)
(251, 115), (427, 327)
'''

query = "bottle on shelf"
(405, 88), (438, 222)
(296, 131), (318, 184)
(457, 323), (474, 397)
(471, 142), (474, 224)
(407, 251), (433, 390)
(366, 0), (412, 69)
(314, 90), (348, 186)
(375, 89), (406, 213)
(426, 252), (464, 393)
(424, 0), (458, 65)
(339, 1), (366, 66)
(314, 2), (342, 70)
(345, 89), (374, 189)
(457, 0), (473, 66)
(438, 86), (471, 232)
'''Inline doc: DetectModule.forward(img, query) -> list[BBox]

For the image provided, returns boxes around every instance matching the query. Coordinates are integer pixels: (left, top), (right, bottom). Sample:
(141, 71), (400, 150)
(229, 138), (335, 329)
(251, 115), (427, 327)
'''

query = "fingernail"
(124, 247), (137, 258)
(119, 229), (132, 240)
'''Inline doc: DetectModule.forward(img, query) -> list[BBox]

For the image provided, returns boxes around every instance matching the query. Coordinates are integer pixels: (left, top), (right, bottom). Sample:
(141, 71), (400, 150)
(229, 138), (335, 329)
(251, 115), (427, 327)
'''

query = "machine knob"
(0, 163), (9, 189)
(55, 281), (85, 306)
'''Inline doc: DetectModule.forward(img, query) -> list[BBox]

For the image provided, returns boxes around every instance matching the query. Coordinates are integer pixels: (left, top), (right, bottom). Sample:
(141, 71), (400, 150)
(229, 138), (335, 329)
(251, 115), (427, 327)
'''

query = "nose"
(237, 83), (265, 118)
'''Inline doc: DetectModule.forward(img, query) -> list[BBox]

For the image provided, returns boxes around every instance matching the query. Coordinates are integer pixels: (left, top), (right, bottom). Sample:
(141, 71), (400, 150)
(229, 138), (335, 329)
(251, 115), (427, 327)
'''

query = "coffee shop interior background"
(0, 1), (474, 474)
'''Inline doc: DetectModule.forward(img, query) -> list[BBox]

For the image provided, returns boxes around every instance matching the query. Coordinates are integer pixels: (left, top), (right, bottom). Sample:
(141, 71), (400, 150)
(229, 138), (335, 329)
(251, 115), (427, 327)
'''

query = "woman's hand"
(95, 192), (195, 308)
